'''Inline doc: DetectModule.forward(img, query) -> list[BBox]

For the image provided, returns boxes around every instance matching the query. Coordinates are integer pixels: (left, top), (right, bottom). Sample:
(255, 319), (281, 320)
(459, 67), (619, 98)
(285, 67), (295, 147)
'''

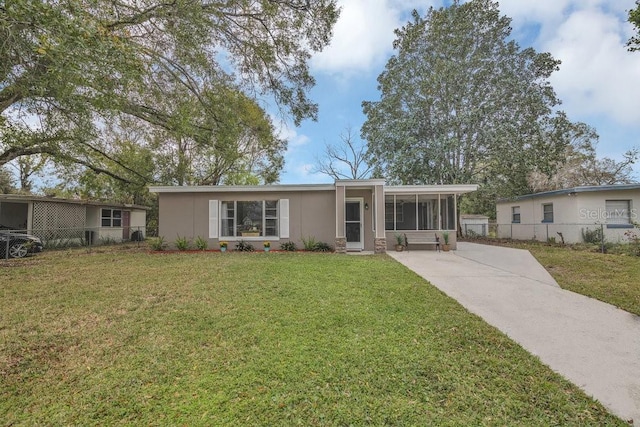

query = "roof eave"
(385, 184), (479, 194)
(148, 184), (336, 193)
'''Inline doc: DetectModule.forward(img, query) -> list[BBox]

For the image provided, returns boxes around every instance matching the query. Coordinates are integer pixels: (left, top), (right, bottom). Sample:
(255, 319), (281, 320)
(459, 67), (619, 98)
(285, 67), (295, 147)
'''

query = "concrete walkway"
(388, 242), (640, 425)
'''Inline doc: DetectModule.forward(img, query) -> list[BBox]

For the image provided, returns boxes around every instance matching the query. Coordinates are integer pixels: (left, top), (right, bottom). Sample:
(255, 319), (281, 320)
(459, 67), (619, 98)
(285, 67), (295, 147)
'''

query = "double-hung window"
(101, 209), (122, 227)
(605, 200), (632, 228)
(542, 204), (554, 223)
(512, 206), (521, 223)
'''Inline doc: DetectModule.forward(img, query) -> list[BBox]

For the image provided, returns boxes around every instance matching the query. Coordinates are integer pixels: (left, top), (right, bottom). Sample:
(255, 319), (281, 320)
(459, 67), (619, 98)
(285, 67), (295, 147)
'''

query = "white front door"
(345, 198), (364, 251)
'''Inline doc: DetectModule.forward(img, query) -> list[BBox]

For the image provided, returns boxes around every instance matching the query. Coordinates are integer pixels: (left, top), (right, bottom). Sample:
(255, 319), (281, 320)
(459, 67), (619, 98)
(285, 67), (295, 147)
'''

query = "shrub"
(465, 229), (479, 239)
(235, 240), (254, 252)
(301, 236), (332, 252)
(194, 236), (208, 251)
(149, 236), (167, 251)
(175, 235), (190, 251)
(280, 241), (297, 251)
(312, 241), (333, 252)
(301, 236), (318, 251)
(624, 226), (640, 257)
(581, 227), (603, 245)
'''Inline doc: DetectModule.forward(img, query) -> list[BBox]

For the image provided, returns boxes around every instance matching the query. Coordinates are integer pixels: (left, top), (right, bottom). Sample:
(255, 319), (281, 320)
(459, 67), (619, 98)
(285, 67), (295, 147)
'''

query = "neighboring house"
(460, 214), (490, 237)
(149, 179), (478, 252)
(496, 184), (640, 243)
(0, 194), (148, 245)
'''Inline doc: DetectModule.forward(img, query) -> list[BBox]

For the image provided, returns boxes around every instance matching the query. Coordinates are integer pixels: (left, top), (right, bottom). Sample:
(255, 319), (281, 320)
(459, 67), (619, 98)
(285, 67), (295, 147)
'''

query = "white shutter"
(280, 199), (289, 238)
(209, 200), (219, 238)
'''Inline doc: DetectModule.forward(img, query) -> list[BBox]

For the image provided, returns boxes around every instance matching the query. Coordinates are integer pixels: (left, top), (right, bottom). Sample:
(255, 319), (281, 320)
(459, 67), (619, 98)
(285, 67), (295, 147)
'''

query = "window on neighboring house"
(101, 209), (122, 227)
(605, 200), (632, 228)
(512, 206), (521, 223)
(220, 200), (279, 237)
(542, 203), (553, 223)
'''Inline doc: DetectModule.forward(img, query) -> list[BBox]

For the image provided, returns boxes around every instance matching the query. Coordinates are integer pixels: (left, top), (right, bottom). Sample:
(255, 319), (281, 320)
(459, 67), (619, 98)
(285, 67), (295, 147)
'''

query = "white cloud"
(295, 163), (315, 176)
(289, 133), (310, 148)
(543, 8), (640, 125)
(273, 118), (311, 147)
(498, 1), (640, 125)
(312, 0), (436, 75)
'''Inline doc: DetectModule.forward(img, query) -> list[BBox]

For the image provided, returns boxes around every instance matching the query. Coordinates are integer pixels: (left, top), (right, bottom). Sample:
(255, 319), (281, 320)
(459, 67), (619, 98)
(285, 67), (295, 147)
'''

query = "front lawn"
(0, 248), (624, 425)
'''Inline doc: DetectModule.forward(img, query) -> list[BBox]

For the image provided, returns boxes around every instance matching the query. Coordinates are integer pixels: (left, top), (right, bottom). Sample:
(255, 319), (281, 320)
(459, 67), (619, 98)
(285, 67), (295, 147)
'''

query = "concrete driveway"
(388, 242), (640, 425)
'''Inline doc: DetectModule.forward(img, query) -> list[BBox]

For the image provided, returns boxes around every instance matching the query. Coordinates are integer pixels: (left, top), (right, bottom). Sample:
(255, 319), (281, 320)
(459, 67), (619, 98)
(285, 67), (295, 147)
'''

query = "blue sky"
(276, 0), (640, 185)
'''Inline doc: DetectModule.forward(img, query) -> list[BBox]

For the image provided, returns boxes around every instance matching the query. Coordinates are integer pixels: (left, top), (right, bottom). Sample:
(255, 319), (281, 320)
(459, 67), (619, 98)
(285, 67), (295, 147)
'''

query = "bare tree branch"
(313, 126), (373, 180)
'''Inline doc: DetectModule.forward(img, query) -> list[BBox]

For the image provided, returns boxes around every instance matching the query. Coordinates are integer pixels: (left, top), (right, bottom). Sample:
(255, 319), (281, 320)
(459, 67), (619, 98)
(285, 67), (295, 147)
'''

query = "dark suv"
(0, 225), (44, 259)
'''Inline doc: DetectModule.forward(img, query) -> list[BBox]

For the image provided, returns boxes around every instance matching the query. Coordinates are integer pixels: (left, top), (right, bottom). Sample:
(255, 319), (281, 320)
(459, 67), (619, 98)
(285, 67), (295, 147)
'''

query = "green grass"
(0, 247), (624, 425)
(526, 244), (640, 316)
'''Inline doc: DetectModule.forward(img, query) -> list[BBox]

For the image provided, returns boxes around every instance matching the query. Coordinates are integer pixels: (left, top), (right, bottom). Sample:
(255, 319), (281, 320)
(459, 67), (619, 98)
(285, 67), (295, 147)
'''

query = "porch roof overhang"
(149, 182), (478, 195)
(335, 179), (386, 190)
(385, 184), (479, 195)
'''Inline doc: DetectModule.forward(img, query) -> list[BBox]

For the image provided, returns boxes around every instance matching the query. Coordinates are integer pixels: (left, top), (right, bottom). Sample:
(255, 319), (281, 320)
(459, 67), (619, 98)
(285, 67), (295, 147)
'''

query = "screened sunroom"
(382, 185), (478, 251)
(384, 194), (456, 231)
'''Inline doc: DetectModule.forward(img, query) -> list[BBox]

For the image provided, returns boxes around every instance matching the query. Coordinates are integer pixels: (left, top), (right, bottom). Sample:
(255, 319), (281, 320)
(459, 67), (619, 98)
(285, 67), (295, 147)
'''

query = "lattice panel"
(32, 202), (86, 240)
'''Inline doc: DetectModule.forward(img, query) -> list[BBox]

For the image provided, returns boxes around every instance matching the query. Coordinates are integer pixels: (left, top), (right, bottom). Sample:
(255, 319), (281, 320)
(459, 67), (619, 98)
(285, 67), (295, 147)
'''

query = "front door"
(122, 211), (131, 240)
(345, 199), (364, 251)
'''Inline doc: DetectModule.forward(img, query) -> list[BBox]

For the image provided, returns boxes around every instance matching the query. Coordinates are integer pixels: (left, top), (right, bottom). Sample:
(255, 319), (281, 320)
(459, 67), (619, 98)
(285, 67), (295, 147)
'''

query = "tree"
(314, 126), (373, 180)
(141, 79), (286, 186)
(528, 143), (639, 191)
(1, 0), (339, 182)
(629, 1), (640, 51)
(0, 166), (15, 193)
(10, 155), (48, 193)
(362, 0), (580, 215)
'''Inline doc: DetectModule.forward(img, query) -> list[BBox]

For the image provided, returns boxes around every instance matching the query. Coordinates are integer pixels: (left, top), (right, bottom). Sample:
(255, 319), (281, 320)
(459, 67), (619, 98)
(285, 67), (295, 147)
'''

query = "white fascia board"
(0, 194), (149, 210)
(335, 179), (386, 187)
(385, 184), (479, 194)
(148, 184), (336, 193)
